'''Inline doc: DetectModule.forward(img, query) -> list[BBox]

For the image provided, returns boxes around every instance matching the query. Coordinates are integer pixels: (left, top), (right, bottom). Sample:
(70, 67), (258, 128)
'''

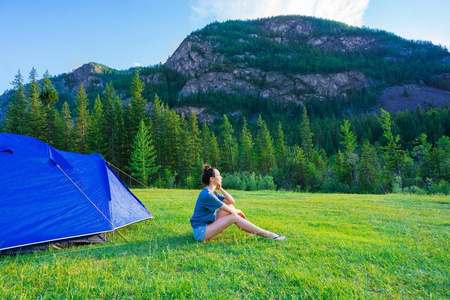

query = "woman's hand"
(234, 209), (246, 219)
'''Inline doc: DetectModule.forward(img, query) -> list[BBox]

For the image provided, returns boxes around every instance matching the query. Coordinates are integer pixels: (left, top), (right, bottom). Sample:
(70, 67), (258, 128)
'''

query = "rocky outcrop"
(307, 36), (375, 52)
(261, 18), (313, 36)
(180, 69), (372, 103)
(175, 106), (215, 124)
(297, 71), (371, 97)
(143, 72), (167, 85)
(180, 72), (260, 97)
(165, 36), (224, 78)
(70, 63), (108, 83)
(65, 63), (109, 92)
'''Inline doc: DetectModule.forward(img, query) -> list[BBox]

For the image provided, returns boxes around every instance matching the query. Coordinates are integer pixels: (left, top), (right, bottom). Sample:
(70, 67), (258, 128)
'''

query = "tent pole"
(115, 229), (129, 243)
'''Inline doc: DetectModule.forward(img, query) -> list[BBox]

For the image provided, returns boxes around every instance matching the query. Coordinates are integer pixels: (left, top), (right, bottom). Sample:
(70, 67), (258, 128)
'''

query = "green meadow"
(1, 189), (449, 299)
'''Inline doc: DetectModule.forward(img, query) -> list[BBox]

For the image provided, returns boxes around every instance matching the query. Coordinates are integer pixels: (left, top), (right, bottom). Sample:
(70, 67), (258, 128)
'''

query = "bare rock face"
(165, 36), (224, 78)
(180, 72), (260, 97)
(261, 18), (313, 36)
(297, 71), (371, 97)
(260, 18), (313, 45)
(67, 63), (108, 92)
(232, 68), (265, 85)
(307, 36), (375, 52)
(143, 72), (167, 85)
(175, 106), (215, 124)
(260, 72), (297, 101)
(71, 63), (107, 82)
(179, 68), (371, 103)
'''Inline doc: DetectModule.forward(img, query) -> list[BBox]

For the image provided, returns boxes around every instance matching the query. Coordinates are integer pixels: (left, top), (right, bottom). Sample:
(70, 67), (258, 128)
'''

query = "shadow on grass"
(0, 233), (199, 263)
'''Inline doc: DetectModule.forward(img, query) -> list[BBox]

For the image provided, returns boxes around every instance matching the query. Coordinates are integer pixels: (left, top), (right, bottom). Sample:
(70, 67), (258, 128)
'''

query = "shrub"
(402, 185), (426, 195)
(256, 174), (276, 190)
(427, 180), (450, 195)
(321, 178), (351, 193)
(222, 172), (276, 191)
(164, 170), (176, 189)
(185, 175), (198, 190)
(392, 175), (403, 193)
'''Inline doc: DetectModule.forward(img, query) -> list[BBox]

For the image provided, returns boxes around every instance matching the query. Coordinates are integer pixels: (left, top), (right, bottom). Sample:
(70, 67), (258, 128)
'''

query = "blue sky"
(1, 0), (449, 94)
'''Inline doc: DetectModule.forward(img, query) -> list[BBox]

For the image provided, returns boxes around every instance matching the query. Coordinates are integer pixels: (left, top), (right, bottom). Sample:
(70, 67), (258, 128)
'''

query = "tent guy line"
(56, 164), (116, 228)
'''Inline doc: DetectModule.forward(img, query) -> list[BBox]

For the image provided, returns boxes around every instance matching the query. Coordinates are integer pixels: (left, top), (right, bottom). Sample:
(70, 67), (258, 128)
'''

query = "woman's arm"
(217, 185), (235, 204)
(218, 203), (246, 219)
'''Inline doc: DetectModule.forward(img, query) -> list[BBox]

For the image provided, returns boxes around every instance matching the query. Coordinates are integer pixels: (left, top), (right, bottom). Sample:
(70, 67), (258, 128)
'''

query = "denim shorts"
(193, 225), (207, 242)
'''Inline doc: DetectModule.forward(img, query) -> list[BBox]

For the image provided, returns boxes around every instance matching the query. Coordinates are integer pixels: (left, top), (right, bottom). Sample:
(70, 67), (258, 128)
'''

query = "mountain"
(1, 15), (450, 123)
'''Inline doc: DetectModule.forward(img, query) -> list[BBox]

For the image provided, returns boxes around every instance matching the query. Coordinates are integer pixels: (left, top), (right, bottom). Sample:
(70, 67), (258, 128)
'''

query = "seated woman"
(190, 164), (286, 242)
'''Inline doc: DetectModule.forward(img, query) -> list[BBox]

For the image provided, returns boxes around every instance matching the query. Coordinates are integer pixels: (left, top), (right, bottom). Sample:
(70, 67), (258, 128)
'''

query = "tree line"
(2, 69), (449, 194)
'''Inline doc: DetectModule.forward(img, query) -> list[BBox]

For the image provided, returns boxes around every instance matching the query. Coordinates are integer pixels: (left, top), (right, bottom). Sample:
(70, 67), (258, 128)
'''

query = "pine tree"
(293, 146), (307, 189)
(74, 83), (90, 154)
(165, 106), (181, 174)
(429, 136), (450, 182)
(255, 115), (275, 174)
(239, 117), (254, 171)
(60, 101), (73, 151)
(129, 71), (147, 136)
(124, 72), (148, 161)
(3, 70), (30, 135)
(219, 115), (238, 173)
(411, 133), (432, 181)
(379, 109), (404, 176)
(188, 111), (200, 159)
(300, 106), (314, 160)
(200, 122), (212, 164)
(275, 121), (287, 169)
(339, 119), (359, 187)
(210, 132), (220, 168)
(27, 68), (45, 139)
(103, 82), (118, 161)
(39, 71), (59, 145)
(180, 111), (200, 180)
(150, 94), (164, 171)
(358, 140), (380, 192)
(128, 119), (159, 186)
(112, 95), (126, 167)
(334, 150), (346, 185)
(310, 148), (326, 189)
(51, 109), (64, 149)
(87, 95), (107, 155)
(177, 113), (189, 181)
(340, 120), (357, 154)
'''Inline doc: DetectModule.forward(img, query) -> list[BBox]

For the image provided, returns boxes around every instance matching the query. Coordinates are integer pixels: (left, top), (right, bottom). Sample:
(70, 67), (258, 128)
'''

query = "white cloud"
(190, 0), (370, 27)
(132, 62), (141, 67)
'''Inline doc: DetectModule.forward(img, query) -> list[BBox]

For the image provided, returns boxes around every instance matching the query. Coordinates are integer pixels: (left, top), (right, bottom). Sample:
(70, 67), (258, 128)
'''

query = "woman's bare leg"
(216, 207), (232, 220)
(216, 206), (254, 236)
(204, 213), (279, 241)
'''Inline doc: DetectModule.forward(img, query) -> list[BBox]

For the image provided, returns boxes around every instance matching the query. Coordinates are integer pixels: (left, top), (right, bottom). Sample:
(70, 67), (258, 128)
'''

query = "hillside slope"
(1, 16), (450, 122)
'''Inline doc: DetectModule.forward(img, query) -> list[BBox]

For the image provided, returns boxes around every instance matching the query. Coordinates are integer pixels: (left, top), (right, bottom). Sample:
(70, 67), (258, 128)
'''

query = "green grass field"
(1, 190), (449, 299)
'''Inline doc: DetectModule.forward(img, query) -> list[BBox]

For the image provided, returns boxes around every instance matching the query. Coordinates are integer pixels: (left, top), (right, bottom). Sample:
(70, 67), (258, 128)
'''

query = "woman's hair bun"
(203, 164), (212, 172)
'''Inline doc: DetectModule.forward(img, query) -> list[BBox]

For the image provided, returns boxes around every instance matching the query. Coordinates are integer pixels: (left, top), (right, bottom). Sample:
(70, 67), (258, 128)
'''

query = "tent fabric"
(0, 133), (152, 251)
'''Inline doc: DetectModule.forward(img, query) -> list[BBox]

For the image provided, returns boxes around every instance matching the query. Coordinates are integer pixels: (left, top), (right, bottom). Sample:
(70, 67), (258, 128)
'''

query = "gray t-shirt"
(190, 188), (225, 229)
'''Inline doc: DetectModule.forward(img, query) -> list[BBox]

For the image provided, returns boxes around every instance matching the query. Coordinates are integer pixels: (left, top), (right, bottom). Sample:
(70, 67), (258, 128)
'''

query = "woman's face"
(211, 169), (222, 186)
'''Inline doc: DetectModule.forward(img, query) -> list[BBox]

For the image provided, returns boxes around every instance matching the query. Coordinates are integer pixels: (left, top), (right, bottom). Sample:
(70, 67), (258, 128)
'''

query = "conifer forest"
(2, 69), (449, 194)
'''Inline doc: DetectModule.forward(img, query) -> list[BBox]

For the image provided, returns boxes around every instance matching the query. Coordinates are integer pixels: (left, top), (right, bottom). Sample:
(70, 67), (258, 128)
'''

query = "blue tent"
(0, 133), (152, 252)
